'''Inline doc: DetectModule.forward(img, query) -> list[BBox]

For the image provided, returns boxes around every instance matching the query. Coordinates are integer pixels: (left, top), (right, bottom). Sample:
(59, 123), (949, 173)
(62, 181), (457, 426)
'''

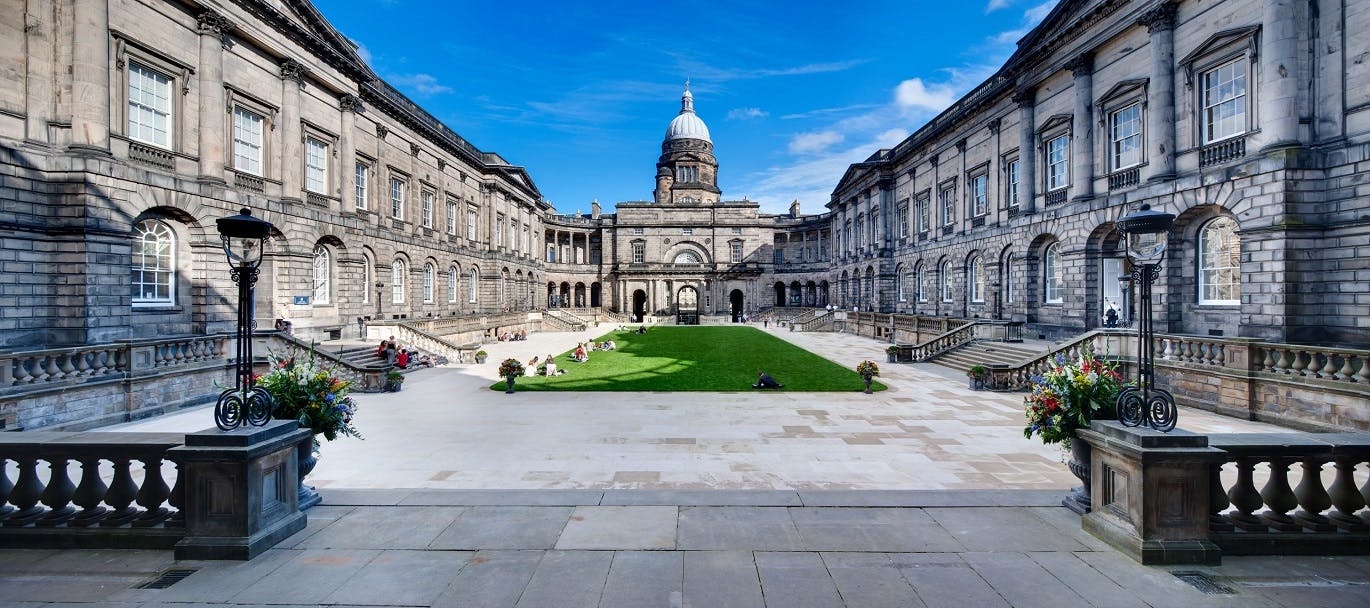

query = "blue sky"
(316, 0), (1057, 215)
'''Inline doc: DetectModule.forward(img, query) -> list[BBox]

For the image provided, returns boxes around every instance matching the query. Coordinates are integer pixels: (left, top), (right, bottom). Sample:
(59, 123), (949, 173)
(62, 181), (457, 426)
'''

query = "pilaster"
(1068, 54), (1094, 202)
(1140, 2), (1177, 182)
(69, 0), (111, 153)
(1014, 88), (1038, 214)
(196, 10), (234, 182)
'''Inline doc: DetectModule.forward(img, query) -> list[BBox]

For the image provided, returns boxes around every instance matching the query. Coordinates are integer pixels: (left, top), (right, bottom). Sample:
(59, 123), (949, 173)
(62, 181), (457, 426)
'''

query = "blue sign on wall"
(293, 295), (310, 305)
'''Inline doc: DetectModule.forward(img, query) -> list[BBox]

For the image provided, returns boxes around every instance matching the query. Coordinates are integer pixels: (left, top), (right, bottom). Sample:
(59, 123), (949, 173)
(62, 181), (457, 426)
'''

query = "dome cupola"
(664, 82), (711, 143)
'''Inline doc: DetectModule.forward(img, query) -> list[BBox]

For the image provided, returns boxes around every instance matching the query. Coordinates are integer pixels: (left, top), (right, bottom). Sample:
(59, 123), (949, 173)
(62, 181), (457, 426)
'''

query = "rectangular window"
(1202, 58), (1247, 143)
(819, 239), (828, 260)
(467, 209), (477, 240)
(681, 227), (693, 235)
(731, 227), (742, 235)
(898, 203), (909, 238)
(496, 215), (505, 247)
(917, 197), (929, 232)
(940, 188), (955, 226)
(447, 201), (457, 234)
(232, 107), (264, 175)
(354, 163), (368, 209)
(305, 137), (328, 193)
(468, 271), (477, 303)
(389, 178), (404, 219)
(970, 174), (988, 217)
(632, 242), (645, 263)
(421, 191), (434, 228)
(774, 248), (785, 264)
(1006, 159), (1020, 207)
(633, 227), (644, 235)
(730, 242), (743, 263)
(1110, 103), (1142, 170)
(127, 62), (172, 148)
(677, 166), (698, 182)
(522, 225), (529, 254)
(1046, 135), (1069, 191)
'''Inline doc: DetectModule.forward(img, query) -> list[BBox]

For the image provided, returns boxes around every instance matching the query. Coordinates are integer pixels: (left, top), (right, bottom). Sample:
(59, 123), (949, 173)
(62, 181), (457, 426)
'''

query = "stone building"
(1, 0), (1364, 352)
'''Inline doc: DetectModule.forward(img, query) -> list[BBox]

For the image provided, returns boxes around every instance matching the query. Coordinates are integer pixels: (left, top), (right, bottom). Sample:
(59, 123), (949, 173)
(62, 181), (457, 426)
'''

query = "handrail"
(396, 322), (470, 363)
(794, 311), (834, 332)
(908, 321), (980, 361)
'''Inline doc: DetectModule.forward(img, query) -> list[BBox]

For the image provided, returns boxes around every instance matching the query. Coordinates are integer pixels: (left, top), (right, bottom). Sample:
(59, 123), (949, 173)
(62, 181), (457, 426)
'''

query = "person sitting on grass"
(636, 325), (647, 334)
(604, 340), (616, 351)
(543, 355), (557, 376)
(526, 356), (539, 376)
(752, 370), (783, 389)
(573, 343), (589, 362)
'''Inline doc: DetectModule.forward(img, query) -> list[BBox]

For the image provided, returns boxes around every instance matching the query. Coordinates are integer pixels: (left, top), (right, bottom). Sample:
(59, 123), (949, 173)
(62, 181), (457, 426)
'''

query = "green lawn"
(489, 326), (886, 392)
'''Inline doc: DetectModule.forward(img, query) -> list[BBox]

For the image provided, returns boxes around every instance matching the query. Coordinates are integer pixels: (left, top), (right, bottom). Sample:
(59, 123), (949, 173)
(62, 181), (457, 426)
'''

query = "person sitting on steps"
(752, 370), (783, 389)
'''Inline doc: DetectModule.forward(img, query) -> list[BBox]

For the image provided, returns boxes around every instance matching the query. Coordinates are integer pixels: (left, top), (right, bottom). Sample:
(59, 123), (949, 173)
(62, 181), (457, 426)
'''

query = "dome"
(664, 84), (711, 143)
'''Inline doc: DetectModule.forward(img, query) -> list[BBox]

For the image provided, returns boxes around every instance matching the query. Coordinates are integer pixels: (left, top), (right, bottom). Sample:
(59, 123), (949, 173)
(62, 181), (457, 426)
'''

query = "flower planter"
(475, 355), (487, 364)
(297, 437), (321, 510)
(862, 376), (873, 394)
(968, 376), (987, 390)
(505, 376), (517, 394)
(1062, 432), (1092, 514)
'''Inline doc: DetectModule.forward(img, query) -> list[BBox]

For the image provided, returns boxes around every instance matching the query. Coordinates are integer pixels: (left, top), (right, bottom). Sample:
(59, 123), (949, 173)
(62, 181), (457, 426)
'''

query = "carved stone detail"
(279, 58), (308, 89)
(410, 143), (422, 157)
(339, 94), (364, 114)
(1137, 2), (1178, 33)
(1012, 87), (1035, 107)
(1066, 53), (1094, 77)
(196, 10), (236, 49)
(376, 125), (389, 139)
(987, 118), (1002, 135)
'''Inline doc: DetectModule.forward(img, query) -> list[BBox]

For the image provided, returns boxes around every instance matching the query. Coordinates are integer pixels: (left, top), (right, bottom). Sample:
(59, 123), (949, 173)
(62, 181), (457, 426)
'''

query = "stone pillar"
(70, 0), (111, 153)
(196, 10), (233, 182)
(24, 6), (55, 143)
(1068, 54), (1094, 201)
(1139, 3), (1177, 182)
(1261, 0), (1301, 150)
(1014, 88), (1037, 214)
(279, 59), (307, 200)
(1077, 421), (1226, 565)
(339, 94), (362, 210)
(171, 421), (310, 560)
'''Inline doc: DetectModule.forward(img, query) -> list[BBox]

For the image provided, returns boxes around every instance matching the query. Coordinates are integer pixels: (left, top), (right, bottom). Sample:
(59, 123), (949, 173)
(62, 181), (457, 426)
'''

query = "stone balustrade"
(0, 430), (186, 548)
(395, 323), (471, 364)
(908, 323), (978, 361)
(1254, 343), (1370, 384)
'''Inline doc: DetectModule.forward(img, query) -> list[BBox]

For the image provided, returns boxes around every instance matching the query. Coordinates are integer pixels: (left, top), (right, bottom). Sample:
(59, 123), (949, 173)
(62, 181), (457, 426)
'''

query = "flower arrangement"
(256, 347), (361, 443)
(498, 358), (524, 378)
(1023, 351), (1125, 447)
(856, 360), (880, 378)
(885, 345), (900, 354)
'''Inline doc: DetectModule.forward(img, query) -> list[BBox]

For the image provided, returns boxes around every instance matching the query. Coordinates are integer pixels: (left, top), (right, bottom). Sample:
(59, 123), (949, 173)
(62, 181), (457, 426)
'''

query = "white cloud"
(676, 58), (868, 82)
(726, 107), (769, 120)
(986, 0), (1015, 12)
(789, 130), (844, 155)
(350, 39), (373, 66)
(893, 78), (957, 112)
(388, 73), (453, 96)
(1024, 0), (1058, 23)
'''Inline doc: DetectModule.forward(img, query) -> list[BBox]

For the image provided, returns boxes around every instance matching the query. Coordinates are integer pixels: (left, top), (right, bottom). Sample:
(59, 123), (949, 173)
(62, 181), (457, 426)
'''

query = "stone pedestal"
(170, 420), (309, 560)
(1077, 421), (1226, 565)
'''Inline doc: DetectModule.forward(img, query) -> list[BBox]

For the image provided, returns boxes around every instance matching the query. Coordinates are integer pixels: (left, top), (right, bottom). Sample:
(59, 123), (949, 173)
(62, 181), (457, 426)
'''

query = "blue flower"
(1054, 353), (1066, 365)
(324, 393), (336, 403)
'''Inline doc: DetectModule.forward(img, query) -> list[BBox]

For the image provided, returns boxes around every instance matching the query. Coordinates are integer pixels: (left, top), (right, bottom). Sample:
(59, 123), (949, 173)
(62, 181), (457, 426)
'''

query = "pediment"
(1097, 78), (1148, 107)
(1178, 25), (1261, 67)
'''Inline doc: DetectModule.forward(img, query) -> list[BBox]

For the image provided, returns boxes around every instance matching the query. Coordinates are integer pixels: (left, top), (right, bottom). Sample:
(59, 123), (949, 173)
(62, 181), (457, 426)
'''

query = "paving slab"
(554, 506), (677, 550)
(430, 550), (543, 608)
(109, 546), (296, 603)
(821, 552), (927, 608)
(1025, 551), (1147, 608)
(790, 507), (964, 552)
(323, 549), (475, 606)
(296, 505), (465, 550)
(754, 551), (845, 608)
(960, 551), (1092, 608)
(513, 550), (612, 608)
(399, 489), (606, 506)
(677, 506), (804, 551)
(228, 549), (380, 605)
(683, 551), (764, 608)
(797, 489), (1065, 507)
(273, 504), (356, 549)
(891, 553), (1010, 608)
(428, 506), (573, 550)
(1073, 550), (1280, 608)
(600, 489), (802, 506)
(598, 551), (684, 608)
(924, 506), (1089, 552)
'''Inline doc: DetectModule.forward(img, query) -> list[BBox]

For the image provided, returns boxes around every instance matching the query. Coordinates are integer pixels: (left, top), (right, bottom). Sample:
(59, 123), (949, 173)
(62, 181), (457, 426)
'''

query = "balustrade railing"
(0, 431), (185, 541)
(1253, 343), (1370, 384)
(0, 334), (230, 392)
(396, 323), (469, 363)
(793, 311), (834, 332)
(909, 322), (978, 361)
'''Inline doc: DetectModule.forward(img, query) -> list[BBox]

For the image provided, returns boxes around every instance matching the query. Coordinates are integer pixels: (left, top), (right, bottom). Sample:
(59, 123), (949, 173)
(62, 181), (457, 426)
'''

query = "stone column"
(339, 94), (362, 210)
(196, 10), (233, 182)
(279, 59), (307, 200)
(25, 7), (54, 143)
(1067, 54), (1094, 201)
(1261, 0), (1301, 150)
(70, 0), (111, 153)
(1014, 88), (1037, 214)
(1139, 3), (1177, 181)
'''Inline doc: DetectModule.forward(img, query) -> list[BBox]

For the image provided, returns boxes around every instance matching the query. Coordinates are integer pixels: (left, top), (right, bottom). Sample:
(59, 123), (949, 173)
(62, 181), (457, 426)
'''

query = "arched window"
(969, 256), (984, 303)
(311, 245), (331, 305)
(940, 261), (952, 302)
(391, 260), (406, 304)
(1199, 217), (1241, 304)
(1003, 253), (1014, 304)
(916, 264), (926, 302)
(468, 268), (478, 304)
(1044, 243), (1063, 303)
(422, 262), (435, 303)
(897, 267), (907, 302)
(448, 266), (458, 303)
(132, 219), (175, 305)
(674, 251), (702, 264)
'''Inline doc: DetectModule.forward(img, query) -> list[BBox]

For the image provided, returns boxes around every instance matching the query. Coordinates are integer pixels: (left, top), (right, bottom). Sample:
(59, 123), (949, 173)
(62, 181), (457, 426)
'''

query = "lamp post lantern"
(1114, 203), (1177, 432)
(214, 207), (275, 431)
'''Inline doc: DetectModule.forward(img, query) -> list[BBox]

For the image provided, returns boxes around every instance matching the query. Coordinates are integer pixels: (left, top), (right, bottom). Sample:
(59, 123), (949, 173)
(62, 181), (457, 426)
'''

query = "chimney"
(591, 199), (601, 218)
(789, 199), (801, 218)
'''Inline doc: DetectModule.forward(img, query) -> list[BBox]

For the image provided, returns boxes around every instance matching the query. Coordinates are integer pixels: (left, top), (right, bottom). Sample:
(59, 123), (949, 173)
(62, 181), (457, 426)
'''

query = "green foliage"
(855, 360), (880, 378)
(488, 326), (886, 392)
(1023, 351), (1126, 447)
(968, 364), (989, 377)
(256, 348), (362, 443)
(498, 358), (524, 378)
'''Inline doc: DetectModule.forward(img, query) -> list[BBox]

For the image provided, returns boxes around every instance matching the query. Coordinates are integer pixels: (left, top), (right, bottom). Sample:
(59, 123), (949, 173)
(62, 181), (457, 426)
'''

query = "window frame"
(730, 240), (743, 263)
(303, 133), (330, 195)
(389, 175), (406, 220)
(114, 37), (193, 152)
(916, 264), (927, 302)
(125, 60), (176, 150)
(421, 189), (435, 228)
(391, 260), (407, 304)
(939, 261), (952, 303)
(1198, 217), (1241, 305)
(969, 256), (985, 303)
(1045, 134), (1070, 192)
(354, 160), (370, 210)
(231, 104), (267, 177)
(916, 193), (930, 233)
(1004, 157), (1020, 209)
(311, 244), (331, 305)
(898, 201), (909, 239)
(631, 241), (645, 263)
(446, 199), (458, 235)
(131, 219), (176, 307)
(939, 184), (956, 227)
(1108, 102), (1144, 172)
(448, 266), (459, 303)
(466, 208), (478, 241)
(1043, 243), (1064, 304)
(969, 171), (989, 218)
(1199, 56), (1250, 144)
(468, 268), (478, 304)
(422, 262), (435, 303)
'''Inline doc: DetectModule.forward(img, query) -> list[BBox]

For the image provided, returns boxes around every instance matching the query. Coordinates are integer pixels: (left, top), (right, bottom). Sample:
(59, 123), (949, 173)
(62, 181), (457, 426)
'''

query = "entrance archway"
(676, 286), (699, 325)
(590, 282), (602, 307)
(730, 289), (744, 322)
(773, 282), (786, 307)
(632, 289), (647, 322)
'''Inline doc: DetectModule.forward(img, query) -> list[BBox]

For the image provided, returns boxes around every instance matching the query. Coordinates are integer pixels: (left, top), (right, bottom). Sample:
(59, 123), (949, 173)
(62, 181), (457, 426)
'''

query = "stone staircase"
(320, 342), (436, 376)
(925, 340), (1049, 375)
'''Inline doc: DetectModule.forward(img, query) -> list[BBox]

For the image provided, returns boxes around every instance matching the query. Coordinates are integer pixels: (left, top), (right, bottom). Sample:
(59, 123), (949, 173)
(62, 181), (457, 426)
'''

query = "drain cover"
(1173, 571), (1235, 594)
(137, 568), (198, 589)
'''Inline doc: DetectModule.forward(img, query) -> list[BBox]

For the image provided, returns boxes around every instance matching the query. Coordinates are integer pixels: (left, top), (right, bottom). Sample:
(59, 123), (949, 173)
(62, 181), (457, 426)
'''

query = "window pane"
(1199, 218), (1241, 303)
(232, 107), (264, 175)
(1047, 136), (1069, 190)
(354, 163), (368, 209)
(1110, 104), (1141, 170)
(312, 245), (330, 304)
(132, 220), (175, 304)
(305, 138), (327, 193)
(128, 63), (172, 148)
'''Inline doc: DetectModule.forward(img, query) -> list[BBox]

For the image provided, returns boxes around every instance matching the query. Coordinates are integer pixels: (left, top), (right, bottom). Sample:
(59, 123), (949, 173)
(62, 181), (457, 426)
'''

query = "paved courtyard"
(108, 325), (1283, 491)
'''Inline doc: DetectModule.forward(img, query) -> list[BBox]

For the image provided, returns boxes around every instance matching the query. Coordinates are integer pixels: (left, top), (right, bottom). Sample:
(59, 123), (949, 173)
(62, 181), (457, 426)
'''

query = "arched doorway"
(676, 286), (699, 325)
(789, 281), (802, 307)
(773, 282), (786, 307)
(546, 282), (556, 308)
(590, 282), (602, 307)
(574, 282), (586, 307)
(632, 289), (647, 322)
(730, 289), (744, 322)
(559, 282), (571, 308)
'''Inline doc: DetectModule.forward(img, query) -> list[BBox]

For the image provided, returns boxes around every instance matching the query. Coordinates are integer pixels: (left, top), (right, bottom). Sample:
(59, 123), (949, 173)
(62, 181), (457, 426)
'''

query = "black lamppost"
(214, 208), (275, 431)
(1114, 203), (1177, 432)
